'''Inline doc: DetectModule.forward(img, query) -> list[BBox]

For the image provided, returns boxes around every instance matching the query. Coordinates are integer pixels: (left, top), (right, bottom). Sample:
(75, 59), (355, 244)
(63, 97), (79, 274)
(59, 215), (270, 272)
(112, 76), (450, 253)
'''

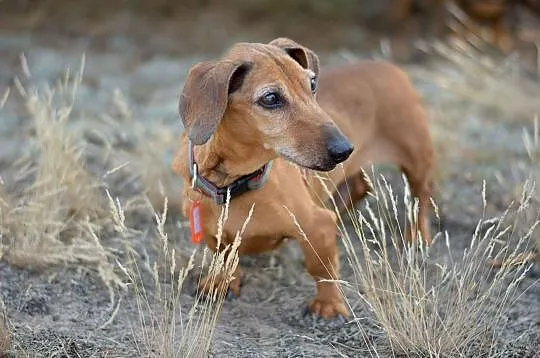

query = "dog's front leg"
(297, 208), (348, 318)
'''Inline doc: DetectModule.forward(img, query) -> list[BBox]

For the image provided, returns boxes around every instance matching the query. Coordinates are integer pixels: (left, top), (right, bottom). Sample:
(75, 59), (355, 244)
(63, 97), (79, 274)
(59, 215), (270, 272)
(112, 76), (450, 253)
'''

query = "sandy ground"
(0, 6), (539, 358)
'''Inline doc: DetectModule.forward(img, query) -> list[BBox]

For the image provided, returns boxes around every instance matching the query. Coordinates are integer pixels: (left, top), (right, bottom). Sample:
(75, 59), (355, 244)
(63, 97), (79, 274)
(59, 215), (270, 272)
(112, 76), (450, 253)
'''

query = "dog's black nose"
(325, 126), (354, 164)
(328, 140), (354, 163)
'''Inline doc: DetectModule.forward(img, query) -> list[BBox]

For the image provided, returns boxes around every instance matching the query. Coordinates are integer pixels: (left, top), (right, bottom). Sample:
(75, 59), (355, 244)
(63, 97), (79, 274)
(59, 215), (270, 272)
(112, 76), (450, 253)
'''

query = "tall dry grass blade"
(0, 309), (10, 357)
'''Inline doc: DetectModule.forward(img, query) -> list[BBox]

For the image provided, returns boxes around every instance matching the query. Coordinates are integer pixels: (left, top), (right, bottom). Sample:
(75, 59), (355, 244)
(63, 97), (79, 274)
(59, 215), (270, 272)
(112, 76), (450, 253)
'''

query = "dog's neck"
(191, 135), (275, 188)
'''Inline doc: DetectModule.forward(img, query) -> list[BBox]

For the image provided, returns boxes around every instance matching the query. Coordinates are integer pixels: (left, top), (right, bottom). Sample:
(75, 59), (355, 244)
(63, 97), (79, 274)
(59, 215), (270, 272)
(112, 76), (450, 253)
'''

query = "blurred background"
(1, 0), (540, 61)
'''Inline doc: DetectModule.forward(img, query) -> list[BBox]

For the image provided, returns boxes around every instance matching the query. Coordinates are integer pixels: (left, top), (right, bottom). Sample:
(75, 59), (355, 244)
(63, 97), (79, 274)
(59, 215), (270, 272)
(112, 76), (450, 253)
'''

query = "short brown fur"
(172, 38), (434, 318)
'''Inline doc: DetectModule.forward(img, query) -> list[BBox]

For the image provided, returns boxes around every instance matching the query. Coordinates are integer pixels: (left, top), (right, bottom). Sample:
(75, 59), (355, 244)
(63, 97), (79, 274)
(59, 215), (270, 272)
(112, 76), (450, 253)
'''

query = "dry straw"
(320, 168), (538, 357)
(113, 190), (251, 357)
(0, 56), (122, 297)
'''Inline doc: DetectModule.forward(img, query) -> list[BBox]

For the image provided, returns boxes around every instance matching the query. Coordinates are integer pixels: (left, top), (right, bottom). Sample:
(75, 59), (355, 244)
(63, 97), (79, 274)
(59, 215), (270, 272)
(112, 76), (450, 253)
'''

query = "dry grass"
(0, 57), (233, 356)
(314, 41), (540, 352)
(95, 81), (234, 356)
(522, 116), (540, 258)
(301, 166), (537, 357)
(336, 172), (536, 357)
(0, 57), (123, 293)
(94, 88), (181, 213)
(110, 191), (250, 357)
(0, 309), (9, 357)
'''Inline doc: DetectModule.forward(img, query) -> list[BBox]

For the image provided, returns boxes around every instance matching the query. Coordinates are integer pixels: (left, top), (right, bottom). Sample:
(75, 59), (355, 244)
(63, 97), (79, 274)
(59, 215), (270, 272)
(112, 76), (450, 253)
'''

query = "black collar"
(188, 140), (272, 205)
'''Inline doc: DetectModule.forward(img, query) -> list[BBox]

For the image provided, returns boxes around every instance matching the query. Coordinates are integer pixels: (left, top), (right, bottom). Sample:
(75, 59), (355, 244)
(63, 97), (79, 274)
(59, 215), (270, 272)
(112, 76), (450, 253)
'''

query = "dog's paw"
(225, 288), (238, 301)
(305, 297), (349, 319)
(198, 273), (242, 299)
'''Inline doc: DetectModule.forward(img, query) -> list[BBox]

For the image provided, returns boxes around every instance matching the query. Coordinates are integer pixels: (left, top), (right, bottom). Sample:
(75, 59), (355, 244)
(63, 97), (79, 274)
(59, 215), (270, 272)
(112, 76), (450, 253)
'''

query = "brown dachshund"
(172, 38), (434, 318)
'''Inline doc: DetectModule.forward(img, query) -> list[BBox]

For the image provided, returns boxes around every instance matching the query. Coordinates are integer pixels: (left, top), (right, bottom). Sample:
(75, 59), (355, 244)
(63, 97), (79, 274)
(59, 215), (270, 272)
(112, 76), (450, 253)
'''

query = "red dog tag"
(189, 200), (204, 244)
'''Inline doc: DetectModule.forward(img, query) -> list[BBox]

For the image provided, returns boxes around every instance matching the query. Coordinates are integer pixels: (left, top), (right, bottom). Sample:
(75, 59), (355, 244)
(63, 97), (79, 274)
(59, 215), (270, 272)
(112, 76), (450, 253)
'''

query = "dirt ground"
(0, 2), (539, 357)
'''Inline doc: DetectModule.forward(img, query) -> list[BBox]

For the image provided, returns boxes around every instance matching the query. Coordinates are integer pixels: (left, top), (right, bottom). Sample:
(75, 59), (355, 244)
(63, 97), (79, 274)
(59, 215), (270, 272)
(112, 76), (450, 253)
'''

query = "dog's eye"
(258, 92), (283, 109)
(310, 76), (317, 93)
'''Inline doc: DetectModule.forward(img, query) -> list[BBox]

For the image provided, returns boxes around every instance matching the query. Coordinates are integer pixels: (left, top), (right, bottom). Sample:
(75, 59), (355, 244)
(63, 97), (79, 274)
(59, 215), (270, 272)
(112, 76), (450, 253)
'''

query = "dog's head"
(179, 38), (353, 171)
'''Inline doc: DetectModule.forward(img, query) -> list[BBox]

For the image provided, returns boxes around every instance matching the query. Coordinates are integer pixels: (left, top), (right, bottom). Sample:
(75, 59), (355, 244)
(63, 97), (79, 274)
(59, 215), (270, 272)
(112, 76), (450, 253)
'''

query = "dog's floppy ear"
(179, 60), (250, 145)
(269, 37), (320, 76)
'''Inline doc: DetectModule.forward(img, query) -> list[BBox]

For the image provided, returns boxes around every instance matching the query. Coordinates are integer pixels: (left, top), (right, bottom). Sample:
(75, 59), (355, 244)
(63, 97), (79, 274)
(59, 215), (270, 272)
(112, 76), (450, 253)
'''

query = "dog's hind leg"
(401, 160), (434, 245)
(331, 170), (372, 215)
(387, 103), (434, 245)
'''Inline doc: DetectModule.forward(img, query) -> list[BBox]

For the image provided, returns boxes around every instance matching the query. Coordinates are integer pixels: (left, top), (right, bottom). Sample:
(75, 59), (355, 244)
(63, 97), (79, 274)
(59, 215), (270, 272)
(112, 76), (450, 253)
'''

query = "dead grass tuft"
(112, 191), (249, 357)
(0, 57), (122, 293)
(328, 171), (537, 357)
(521, 115), (540, 260)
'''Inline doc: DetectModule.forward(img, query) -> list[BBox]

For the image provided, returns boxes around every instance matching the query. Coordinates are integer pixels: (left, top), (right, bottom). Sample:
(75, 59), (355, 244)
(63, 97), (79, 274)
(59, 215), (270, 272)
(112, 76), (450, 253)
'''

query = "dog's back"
(317, 61), (430, 170)
(318, 61), (423, 128)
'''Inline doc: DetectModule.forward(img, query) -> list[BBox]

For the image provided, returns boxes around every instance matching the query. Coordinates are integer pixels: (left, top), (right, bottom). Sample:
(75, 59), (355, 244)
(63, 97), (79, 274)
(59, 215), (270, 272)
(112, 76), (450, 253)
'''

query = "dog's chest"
(203, 192), (287, 232)
(198, 186), (305, 253)
(186, 160), (317, 253)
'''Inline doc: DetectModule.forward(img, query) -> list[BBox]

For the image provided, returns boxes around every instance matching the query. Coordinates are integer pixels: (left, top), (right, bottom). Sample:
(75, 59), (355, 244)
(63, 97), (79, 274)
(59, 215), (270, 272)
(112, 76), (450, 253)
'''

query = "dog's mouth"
(276, 150), (338, 172)
(307, 162), (337, 172)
